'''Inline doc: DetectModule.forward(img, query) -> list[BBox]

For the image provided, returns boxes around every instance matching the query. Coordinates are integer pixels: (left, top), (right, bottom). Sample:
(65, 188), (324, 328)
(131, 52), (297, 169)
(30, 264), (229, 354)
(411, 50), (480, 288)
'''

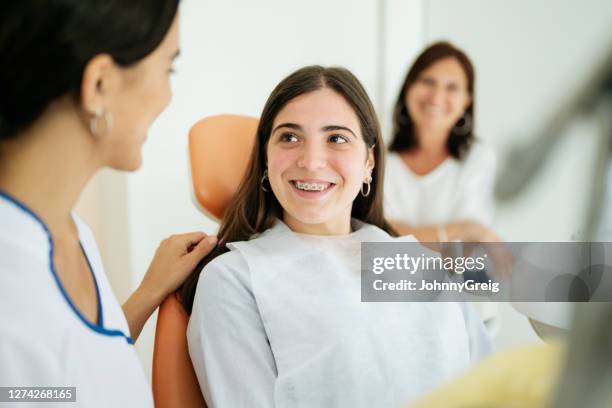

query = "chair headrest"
(188, 114), (258, 220)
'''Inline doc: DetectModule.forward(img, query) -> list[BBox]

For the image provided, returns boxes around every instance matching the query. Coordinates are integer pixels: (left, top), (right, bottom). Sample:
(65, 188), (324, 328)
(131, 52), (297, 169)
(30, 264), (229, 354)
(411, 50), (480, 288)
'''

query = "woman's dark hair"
(0, 0), (180, 139)
(389, 41), (475, 159)
(180, 65), (396, 314)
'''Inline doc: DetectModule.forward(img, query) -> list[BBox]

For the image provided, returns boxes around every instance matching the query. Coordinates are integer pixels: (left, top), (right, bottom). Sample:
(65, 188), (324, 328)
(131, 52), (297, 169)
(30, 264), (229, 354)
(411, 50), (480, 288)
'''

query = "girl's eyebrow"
(272, 123), (302, 134)
(272, 123), (356, 138)
(322, 125), (356, 137)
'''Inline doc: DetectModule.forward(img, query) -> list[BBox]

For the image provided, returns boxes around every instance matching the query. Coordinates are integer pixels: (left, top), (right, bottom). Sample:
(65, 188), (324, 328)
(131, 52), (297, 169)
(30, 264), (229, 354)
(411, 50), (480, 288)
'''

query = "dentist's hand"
(141, 232), (218, 301)
(123, 232), (218, 341)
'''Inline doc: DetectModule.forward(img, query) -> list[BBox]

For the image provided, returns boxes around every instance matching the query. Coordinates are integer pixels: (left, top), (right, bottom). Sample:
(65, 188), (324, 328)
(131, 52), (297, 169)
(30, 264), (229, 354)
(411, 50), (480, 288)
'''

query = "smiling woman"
(383, 41), (502, 336)
(385, 41), (499, 244)
(181, 65), (493, 407)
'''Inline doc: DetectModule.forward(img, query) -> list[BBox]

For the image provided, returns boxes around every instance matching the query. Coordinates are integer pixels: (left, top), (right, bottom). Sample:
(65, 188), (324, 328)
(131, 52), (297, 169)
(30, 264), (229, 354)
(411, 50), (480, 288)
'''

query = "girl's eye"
(167, 67), (176, 75)
(280, 133), (299, 143)
(329, 134), (348, 144)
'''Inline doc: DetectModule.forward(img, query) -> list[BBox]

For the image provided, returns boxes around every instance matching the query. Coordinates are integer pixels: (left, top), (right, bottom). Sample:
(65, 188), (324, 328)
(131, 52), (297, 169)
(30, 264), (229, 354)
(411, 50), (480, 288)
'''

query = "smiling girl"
(181, 66), (492, 407)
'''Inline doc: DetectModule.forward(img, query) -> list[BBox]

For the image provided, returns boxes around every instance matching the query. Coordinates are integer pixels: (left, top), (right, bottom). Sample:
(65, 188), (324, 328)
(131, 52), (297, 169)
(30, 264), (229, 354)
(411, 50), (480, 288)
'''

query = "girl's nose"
(296, 142), (327, 170)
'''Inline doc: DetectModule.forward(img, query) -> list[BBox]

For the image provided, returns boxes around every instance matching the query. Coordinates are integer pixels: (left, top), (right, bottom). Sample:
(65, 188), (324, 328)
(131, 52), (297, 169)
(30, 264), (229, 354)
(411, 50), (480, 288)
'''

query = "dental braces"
(295, 181), (327, 191)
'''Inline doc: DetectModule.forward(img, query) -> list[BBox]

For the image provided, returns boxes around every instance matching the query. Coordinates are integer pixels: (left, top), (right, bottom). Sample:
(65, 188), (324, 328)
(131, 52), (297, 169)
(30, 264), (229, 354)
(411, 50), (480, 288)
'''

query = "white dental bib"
(188, 219), (492, 408)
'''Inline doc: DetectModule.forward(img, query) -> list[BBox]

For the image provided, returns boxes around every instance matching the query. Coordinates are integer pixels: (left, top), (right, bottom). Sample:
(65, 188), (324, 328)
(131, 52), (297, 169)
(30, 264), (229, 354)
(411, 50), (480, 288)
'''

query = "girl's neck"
(282, 212), (352, 236)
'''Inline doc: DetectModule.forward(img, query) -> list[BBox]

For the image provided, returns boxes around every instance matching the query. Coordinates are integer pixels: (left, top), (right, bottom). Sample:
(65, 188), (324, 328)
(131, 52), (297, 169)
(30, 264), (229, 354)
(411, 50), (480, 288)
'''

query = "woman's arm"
(389, 220), (500, 242)
(122, 232), (217, 342)
(187, 252), (277, 407)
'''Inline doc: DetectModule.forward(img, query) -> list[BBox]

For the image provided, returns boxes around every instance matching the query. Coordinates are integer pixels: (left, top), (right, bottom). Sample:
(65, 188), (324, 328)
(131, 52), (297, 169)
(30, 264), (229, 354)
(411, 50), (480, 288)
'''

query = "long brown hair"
(388, 41), (476, 159)
(180, 65), (395, 314)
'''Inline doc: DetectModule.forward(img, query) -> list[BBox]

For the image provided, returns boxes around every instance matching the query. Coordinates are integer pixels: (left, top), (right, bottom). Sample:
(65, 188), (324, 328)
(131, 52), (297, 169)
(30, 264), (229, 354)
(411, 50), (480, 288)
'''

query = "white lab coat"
(188, 219), (492, 408)
(0, 192), (153, 407)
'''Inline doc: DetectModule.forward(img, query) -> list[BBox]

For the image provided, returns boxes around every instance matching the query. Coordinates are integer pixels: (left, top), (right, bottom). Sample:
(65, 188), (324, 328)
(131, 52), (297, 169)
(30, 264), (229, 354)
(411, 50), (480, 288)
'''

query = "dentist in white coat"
(0, 1), (215, 406)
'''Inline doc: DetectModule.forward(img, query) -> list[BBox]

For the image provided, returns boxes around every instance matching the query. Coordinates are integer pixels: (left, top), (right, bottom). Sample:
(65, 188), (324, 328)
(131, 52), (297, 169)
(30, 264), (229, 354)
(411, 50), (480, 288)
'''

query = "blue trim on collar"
(80, 243), (104, 328)
(0, 191), (133, 345)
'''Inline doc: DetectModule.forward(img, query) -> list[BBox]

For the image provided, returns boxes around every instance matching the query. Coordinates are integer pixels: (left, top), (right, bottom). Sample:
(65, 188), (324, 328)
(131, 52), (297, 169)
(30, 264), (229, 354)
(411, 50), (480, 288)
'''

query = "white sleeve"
(454, 144), (497, 225)
(187, 251), (277, 408)
(459, 302), (494, 363)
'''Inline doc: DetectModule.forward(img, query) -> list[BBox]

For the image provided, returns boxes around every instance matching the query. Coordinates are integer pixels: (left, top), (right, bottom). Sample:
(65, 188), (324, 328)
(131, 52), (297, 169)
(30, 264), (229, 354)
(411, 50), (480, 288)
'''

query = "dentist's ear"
(80, 54), (118, 115)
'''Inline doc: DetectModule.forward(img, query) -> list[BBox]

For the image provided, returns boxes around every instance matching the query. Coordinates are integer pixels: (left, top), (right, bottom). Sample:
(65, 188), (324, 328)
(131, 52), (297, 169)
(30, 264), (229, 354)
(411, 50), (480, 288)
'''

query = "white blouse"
(0, 192), (153, 407)
(384, 143), (497, 226)
(188, 219), (492, 407)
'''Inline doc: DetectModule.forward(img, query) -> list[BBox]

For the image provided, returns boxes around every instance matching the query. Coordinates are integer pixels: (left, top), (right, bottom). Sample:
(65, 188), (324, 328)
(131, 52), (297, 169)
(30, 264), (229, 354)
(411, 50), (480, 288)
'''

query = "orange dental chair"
(152, 115), (258, 408)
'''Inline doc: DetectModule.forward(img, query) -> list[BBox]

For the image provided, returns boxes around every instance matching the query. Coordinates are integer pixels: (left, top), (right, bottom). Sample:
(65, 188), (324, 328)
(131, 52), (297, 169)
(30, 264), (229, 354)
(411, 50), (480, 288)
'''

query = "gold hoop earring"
(261, 169), (271, 192)
(89, 108), (114, 137)
(360, 175), (372, 197)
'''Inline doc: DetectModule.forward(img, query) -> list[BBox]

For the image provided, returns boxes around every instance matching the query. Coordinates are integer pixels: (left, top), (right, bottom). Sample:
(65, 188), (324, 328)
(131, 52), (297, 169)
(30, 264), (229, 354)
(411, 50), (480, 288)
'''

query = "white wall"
(120, 0), (423, 379)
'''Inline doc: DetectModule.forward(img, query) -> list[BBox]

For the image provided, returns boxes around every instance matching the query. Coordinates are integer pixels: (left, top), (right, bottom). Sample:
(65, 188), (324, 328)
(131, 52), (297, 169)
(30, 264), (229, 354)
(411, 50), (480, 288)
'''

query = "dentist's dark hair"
(180, 65), (395, 314)
(0, 0), (180, 139)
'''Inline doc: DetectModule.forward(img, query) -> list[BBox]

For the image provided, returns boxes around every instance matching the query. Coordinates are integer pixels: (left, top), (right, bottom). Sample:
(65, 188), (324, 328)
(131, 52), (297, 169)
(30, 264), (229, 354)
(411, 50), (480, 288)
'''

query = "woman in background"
(385, 41), (502, 335)
(385, 41), (499, 243)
